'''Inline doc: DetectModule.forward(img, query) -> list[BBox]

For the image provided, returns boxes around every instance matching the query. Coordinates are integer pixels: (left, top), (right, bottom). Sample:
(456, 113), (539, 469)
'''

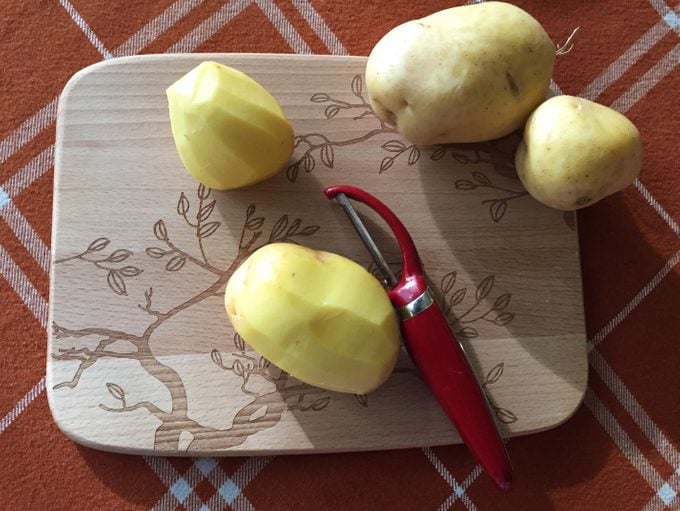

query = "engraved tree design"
(52, 185), (326, 451)
(289, 74), (576, 229)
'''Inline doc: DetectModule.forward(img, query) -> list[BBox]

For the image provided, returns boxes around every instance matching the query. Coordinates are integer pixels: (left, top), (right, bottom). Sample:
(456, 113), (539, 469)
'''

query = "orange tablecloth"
(1, 1), (679, 509)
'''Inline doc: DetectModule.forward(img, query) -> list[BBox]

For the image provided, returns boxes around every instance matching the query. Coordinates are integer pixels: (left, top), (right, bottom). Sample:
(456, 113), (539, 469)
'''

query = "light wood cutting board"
(47, 54), (587, 456)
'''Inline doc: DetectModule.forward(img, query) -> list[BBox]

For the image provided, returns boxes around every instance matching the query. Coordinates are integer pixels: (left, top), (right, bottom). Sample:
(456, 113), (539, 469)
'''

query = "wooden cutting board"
(47, 54), (587, 456)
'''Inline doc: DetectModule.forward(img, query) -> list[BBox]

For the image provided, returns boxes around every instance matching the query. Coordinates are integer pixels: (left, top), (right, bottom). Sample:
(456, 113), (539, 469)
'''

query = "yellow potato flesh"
(224, 243), (400, 394)
(166, 61), (294, 190)
(366, 2), (555, 144)
(515, 95), (643, 210)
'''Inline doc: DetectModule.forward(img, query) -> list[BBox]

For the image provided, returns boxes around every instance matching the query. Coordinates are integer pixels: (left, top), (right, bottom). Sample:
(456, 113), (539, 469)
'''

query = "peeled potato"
(166, 61), (294, 190)
(225, 243), (400, 394)
(515, 95), (643, 210)
(366, 2), (555, 144)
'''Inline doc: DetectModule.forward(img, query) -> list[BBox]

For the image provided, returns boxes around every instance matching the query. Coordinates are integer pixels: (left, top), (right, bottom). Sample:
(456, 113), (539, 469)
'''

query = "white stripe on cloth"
(590, 349), (680, 479)
(113, 0), (209, 57)
(165, 0), (254, 53)
(589, 250), (680, 350)
(0, 201), (50, 273)
(580, 17), (672, 101)
(0, 99), (58, 167)
(255, 0), (313, 54)
(634, 180), (680, 236)
(584, 388), (665, 489)
(422, 447), (480, 511)
(290, 0), (349, 55)
(611, 42), (680, 114)
(58, 0), (113, 59)
(0, 377), (46, 433)
(0, 243), (48, 328)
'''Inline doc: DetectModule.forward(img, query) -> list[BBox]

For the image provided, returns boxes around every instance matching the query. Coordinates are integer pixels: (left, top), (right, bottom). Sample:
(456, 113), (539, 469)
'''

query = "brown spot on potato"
(505, 72), (520, 97)
(575, 196), (593, 206)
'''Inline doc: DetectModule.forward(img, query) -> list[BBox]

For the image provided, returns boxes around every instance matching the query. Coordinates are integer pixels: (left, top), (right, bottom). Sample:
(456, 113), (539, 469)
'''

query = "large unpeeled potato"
(225, 243), (400, 394)
(515, 95), (643, 210)
(366, 2), (555, 144)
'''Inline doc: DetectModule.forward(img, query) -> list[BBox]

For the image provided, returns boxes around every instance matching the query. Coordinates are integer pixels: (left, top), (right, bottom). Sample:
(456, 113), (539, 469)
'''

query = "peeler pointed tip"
(492, 471), (512, 492)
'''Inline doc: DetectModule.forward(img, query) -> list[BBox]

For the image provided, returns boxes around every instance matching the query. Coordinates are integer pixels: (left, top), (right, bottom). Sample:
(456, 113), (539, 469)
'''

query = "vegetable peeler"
(324, 184), (512, 492)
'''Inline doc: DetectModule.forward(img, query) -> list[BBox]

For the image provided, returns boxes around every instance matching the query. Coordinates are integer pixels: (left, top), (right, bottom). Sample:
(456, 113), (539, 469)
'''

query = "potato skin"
(366, 2), (555, 144)
(515, 95), (643, 210)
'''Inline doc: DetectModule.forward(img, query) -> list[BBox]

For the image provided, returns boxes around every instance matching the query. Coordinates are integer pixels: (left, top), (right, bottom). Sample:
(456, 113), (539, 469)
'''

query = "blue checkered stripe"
(147, 456), (273, 510)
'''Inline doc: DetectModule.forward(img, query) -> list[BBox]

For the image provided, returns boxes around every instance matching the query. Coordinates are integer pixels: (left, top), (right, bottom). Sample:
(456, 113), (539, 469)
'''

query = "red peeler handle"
(324, 184), (512, 491)
(400, 302), (512, 491)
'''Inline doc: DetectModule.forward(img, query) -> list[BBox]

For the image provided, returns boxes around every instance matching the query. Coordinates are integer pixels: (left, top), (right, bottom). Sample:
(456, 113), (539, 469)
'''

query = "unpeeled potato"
(365, 2), (555, 144)
(515, 95), (643, 210)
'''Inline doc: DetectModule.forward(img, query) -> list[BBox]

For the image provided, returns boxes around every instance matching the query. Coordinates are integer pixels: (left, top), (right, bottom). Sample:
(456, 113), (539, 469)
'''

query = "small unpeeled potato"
(225, 243), (400, 394)
(515, 95), (643, 210)
(166, 61), (294, 190)
(365, 2), (555, 144)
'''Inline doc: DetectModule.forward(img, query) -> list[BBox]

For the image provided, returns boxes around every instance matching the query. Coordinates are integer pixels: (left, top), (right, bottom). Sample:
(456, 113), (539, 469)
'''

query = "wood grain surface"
(47, 54), (587, 456)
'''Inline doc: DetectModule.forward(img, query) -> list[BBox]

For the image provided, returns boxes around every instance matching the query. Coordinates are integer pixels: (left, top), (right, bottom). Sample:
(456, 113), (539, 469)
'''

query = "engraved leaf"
(211, 349), (223, 367)
(325, 105), (341, 119)
(485, 363), (504, 386)
(154, 220), (168, 241)
(450, 288), (466, 306)
(105, 249), (132, 263)
(320, 144), (335, 168)
(408, 146), (421, 165)
(198, 221), (220, 239)
(198, 183), (210, 199)
(452, 152), (472, 164)
(165, 256), (186, 272)
(494, 312), (515, 326)
(310, 93), (330, 103)
(286, 163), (300, 182)
(246, 217), (265, 231)
(270, 215), (289, 241)
(177, 192), (190, 216)
(379, 157), (394, 174)
(489, 200), (507, 223)
(300, 225), (320, 236)
(311, 396), (330, 411)
(303, 154), (315, 173)
(354, 394), (368, 407)
(106, 270), (127, 295)
(246, 204), (256, 219)
(441, 271), (457, 294)
(198, 200), (216, 222)
(493, 293), (511, 311)
(473, 172), (491, 185)
(495, 407), (518, 424)
(476, 275), (495, 302)
(87, 237), (110, 252)
(233, 360), (245, 377)
(146, 247), (168, 259)
(286, 218), (302, 237)
(455, 180), (476, 191)
(430, 147), (446, 161)
(293, 136), (303, 148)
(119, 266), (142, 278)
(234, 333), (246, 352)
(381, 140), (406, 153)
(258, 357), (271, 369)
(106, 382), (125, 401)
(458, 327), (479, 339)
(351, 74), (363, 98)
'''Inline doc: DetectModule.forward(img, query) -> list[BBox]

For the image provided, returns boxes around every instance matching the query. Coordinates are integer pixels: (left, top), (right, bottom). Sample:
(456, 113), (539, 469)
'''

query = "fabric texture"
(1, 1), (679, 509)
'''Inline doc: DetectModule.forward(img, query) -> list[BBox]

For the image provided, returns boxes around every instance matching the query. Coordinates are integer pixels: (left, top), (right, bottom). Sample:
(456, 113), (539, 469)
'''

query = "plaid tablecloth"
(1, 1), (679, 509)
